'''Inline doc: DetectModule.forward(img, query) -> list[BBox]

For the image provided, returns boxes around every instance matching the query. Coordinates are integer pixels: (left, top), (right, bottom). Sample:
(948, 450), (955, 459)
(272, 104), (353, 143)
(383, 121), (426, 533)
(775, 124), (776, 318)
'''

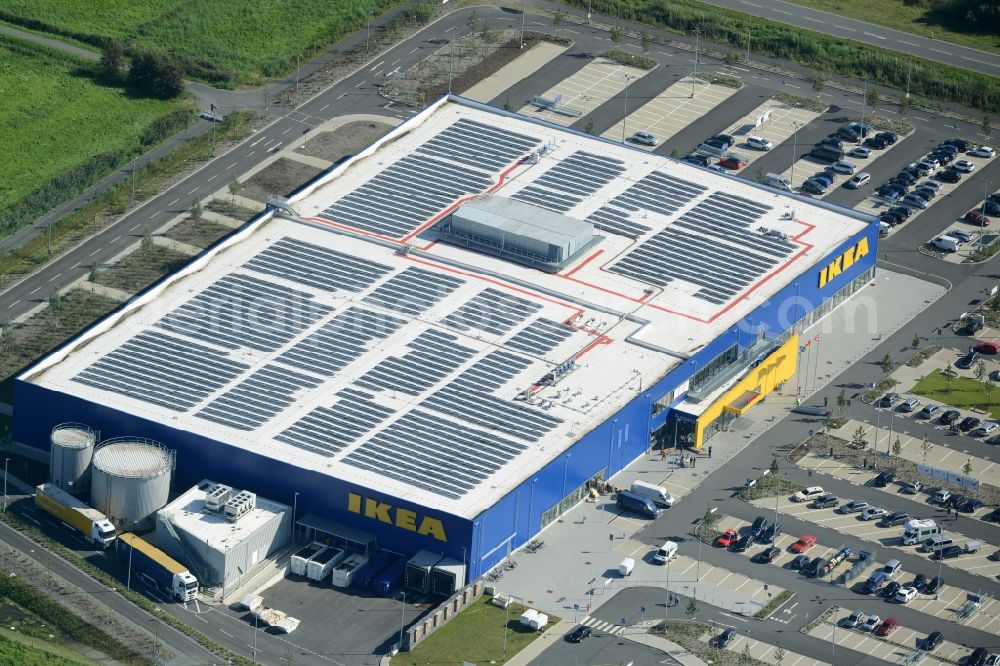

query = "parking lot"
(599, 76), (738, 149)
(708, 631), (830, 666)
(518, 58), (650, 126)
(713, 98), (824, 172)
(808, 607), (975, 664)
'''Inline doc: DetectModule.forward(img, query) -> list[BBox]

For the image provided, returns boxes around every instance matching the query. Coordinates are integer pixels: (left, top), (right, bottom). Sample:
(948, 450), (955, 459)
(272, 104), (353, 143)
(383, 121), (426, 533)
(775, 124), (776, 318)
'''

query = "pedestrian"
(708, 446), (713, 458)
(692, 456), (696, 468)
(660, 446), (667, 461)
(847, 399), (852, 407)
(824, 396), (828, 407)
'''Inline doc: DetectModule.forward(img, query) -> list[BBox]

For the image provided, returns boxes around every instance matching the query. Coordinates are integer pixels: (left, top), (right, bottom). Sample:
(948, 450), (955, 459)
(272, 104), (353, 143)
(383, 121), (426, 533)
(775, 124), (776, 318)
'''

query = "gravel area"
(238, 157), (323, 203)
(295, 120), (393, 164)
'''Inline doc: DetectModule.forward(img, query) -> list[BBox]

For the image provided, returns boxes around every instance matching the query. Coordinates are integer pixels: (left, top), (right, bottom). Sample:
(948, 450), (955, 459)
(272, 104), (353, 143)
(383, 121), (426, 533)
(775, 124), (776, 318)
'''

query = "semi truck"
(35, 483), (116, 548)
(116, 533), (198, 602)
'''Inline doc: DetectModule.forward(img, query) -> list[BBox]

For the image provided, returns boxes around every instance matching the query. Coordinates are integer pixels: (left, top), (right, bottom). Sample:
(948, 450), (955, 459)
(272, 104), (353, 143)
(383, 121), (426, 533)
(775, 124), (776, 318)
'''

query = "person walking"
(824, 396), (829, 407)
(660, 446), (667, 461)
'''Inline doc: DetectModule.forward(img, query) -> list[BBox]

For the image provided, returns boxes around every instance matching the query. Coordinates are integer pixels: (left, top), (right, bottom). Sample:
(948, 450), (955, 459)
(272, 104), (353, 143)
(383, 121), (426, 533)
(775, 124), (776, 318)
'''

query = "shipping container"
(290, 542), (325, 576)
(352, 551), (396, 591)
(331, 553), (370, 588)
(374, 560), (406, 596)
(405, 550), (444, 593)
(306, 547), (344, 582)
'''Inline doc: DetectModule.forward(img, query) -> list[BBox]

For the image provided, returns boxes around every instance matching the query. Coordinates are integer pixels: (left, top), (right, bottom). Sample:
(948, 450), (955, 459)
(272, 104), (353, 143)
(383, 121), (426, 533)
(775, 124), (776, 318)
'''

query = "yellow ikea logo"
(347, 492), (447, 542)
(818, 237), (869, 289)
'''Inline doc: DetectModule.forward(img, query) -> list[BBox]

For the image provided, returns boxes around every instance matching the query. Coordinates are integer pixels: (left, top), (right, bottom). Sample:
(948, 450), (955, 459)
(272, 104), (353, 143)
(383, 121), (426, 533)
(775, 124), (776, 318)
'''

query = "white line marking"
(337, 92), (347, 100)
(207, 174), (217, 182)
(899, 40), (918, 46)
(834, 25), (856, 32)
(220, 629), (234, 638)
(49, 273), (61, 282)
(773, 8), (791, 14)
(408, 47), (418, 55)
(29, 287), (39, 294)
(168, 198), (179, 206)
(863, 32), (886, 40)
(370, 60), (384, 72)
(188, 187), (198, 195)
(320, 103), (329, 112)
(250, 137), (266, 147)
(112, 235), (122, 244)
(963, 56), (992, 65)
(356, 80), (366, 88)
(7, 300), (19, 308)
(283, 127), (293, 134)
(24, 514), (40, 525)
(90, 249), (101, 257)
(802, 16), (821, 22)
(930, 48), (950, 55)
(227, 162), (238, 169)
(130, 224), (140, 231)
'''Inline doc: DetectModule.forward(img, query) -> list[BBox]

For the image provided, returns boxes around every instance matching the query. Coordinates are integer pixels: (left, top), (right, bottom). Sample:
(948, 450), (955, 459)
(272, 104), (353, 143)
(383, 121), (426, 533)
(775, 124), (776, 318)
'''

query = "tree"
(466, 8), (478, 34)
(685, 597), (698, 619)
(942, 367), (955, 393)
(900, 95), (910, 117)
(769, 457), (780, 475)
(552, 11), (565, 39)
(975, 359), (988, 385)
(880, 353), (895, 378)
(88, 262), (99, 284)
(191, 200), (203, 221)
(100, 39), (127, 81)
(963, 458), (973, 476)
(641, 32), (652, 54)
(774, 643), (786, 666)
(983, 115), (993, 141)
(867, 85), (880, 113)
(852, 426), (868, 450)
(742, 642), (753, 664)
(987, 375), (997, 408)
(724, 50), (736, 67)
(142, 225), (153, 250)
(813, 74), (824, 93)
(49, 289), (62, 311)
(755, 167), (764, 183)
(837, 388), (848, 416)
(584, 119), (595, 135)
(703, 506), (719, 528)
(891, 436), (902, 463)
(671, 147), (681, 158)
(229, 177), (242, 203)
(128, 49), (185, 99)
(610, 25), (624, 46)
(921, 435), (931, 463)
(912, 334), (921, 349)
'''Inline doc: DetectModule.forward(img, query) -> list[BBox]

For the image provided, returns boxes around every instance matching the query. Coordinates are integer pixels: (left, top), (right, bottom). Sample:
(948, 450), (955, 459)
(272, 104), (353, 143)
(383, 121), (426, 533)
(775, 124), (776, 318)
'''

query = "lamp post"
(621, 75), (632, 144)
(935, 530), (944, 600)
(252, 611), (258, 663)
(292, 491), (299, 543)
(503, 597), (511, 660)
(905, 51), (912, 99)
(447, 26), (457, 93)
(398, 591), (407, 651)
(745, 13), (751, 63)
(519, 2), (526, 49)
(295, 54), (301, 102)
(790, 122), (800, 188)
(691, 28), (702, 98)
(127, 542), (133, 590)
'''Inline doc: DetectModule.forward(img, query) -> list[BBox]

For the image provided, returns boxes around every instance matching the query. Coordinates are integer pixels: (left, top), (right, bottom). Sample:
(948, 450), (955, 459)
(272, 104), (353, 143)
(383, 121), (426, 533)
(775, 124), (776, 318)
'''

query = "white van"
(932, 235), (960, 253)
(764, 173), (792, 191)
(902, 519), (940, 545)
(630, 481), (675, 508)
(747, 136), (773, 151)
(879, 222), (890, 238)
(653, 540), (679, 564)
(619, 557), (635, 576)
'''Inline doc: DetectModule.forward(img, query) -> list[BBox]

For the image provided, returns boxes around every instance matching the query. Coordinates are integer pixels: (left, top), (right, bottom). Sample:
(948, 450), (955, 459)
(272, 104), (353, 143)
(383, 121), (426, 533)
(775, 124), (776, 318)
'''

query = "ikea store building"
(14, 96), (877, 581)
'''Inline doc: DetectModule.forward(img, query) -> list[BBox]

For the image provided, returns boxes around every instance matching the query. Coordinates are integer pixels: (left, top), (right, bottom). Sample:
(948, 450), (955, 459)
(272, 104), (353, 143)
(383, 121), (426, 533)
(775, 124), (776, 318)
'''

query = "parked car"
(939, 409), (961, 425)
(970, 146), (996, 158)
(975, 342), (1000, 354)
(923, 155), (941, 167)
(897, 398), (920, 413)
(845, 172), (871, 189)
(932, 489), (953, 505)
(880, 212), (904, 227)
(838, 127), (861, 142)
(937, 169), (961, 183)
(968, 648), (990, 666)
(909, 162), (932, 176)
(921, 179), (943, 192)
(811, 494), (839, 509)
(717, 628), (737, 647)
(792, 486), (825, 502)
(879, 393), (901, 408)
(790, 554), (810, 569)
(746, 136), (773, 151)
(917, 404), (940, 419)
(819, 137), (844, 149)
(880, 511), (909, 527)
(959, 416), (981, 432)
(848, 146), (872, 158)
(913, 187), (937, 201)
(932, 545), (963, 560)
(850, 122), (874, 137)
(718, 156), (745, 169)
(901, 481), (923, 494)
(953, 159), (975, 173)
(860, 615), (882, 632)
(713, 133), (736, 148)
(984, 507), (1000, 523)
(790, 535), (817, 553)
(966, 210), (991, 226)
(733, 533), (754, 552)
(749, 516), (769, 539)
(895, 586), (918, 603)
(901, 194), (929, 209)
(882, 581), (901, 599)
(830, 160), (857, 174)
(984, 201), (1000, 217)
(950, 494), (969, 509)
(684, 154), (711, 167)
(876, 131), (898, 144)
(861, 506), (888, 521)
(935, 143), (959, 155)
(761, 523), (781, 543)
(875, 618), (900, 636)
(895, 170), (918, 184)
(839, 499), (870, 514)
(924, 576), (943, 594)
(802, 557), (825, 577)
(911, 573), (927, 590)
(945, 138), (973, 151)
(920, 630), (944, 651)
(931, 152), (955, 165)
(971, 423), (999, 438)
(630, 131), (658, 146)
(864, 136), (888, 149)
(842, 610), (866, 628)
(567, 625), (593, 642)
(961, 498), (985, 513)
(811, 172), (835, 187)
(956, 351), (981, 369)
(872, 470), (896, 487)
(756, 546), (781, 563)
(876, 185), (902, 200)
(717, 529), (739, 548)
(800, 179), (827, 195)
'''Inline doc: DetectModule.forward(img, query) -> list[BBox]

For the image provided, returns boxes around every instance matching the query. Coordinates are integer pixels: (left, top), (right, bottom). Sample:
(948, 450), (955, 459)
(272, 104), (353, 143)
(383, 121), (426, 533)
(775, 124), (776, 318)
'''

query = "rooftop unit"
(224, 490), (256, 521)
(204, 484), (233, 512)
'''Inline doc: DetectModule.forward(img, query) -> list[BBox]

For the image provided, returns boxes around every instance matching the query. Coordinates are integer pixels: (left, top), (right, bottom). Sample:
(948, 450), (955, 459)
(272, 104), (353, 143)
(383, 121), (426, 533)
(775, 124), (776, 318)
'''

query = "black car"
(956, 351), (980, 369)
(983, 201), (1000, 217)
(873, 470), (895, 487)
(895, 170), (919, 184)
(935, 143), (959, 155)
(802, 557), (824, 576)
(880, 511), (909, 527)
(931, 151), (955, 165)
(818, 137), (844, 149)
(717, 628), (737, 647)
(733, 533), (754, 552)
(712, 133), (736, 148)
(924, 576), (943, 594)
(880, 212), (904, 227)
(950, 494), (968, 509)
(911, 573), (927, 590)
(944, 138), (972, 151)
(864, 136), (888, 149)
(939, 409), (961, 425)
(968, 648), (989, 666)
(913, 187), (936, 201)
(750, 516), (769, 539)
(920, 630), (943, 651)
(756, 546), (781, 563)
(762, 523), (781, 543)
(882, 581), (901, 598)
(838, 127), (860, 141)
(959, 417), (981, 432)
(988, 192), (1000, 204)
(936, 168), (961, 184)
(567, 625), (592, 642)
(961, 498), (985, 513)
(888, 206), (912, 220)
(932, 545), (963, 560)
(876, 131), (898, 144)
(790, 554), (810, 570)
(684, 154), (711, 167)
(811, 494), (839, 509)
(984, 507), (1000, 522)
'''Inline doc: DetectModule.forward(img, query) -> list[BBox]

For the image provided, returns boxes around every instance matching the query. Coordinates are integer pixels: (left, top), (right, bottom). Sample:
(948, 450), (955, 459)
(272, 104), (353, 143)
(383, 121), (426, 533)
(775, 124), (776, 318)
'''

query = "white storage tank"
(49, 423), (96, 495)
(90, 437), (173, 531)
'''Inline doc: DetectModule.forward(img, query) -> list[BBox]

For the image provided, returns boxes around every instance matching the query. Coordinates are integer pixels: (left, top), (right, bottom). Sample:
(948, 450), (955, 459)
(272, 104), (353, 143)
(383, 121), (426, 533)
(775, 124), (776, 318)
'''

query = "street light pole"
(295, 54), (301, 102)
(520, 2), (526, 49)
(503, 598), (511, 659)
(448, 26), (456, 93)
(745, 13), (751, 63)
(621, 75), (631, 144)
(905, 51), (912, 99)
(127, 543), (133, 590)
(790, 122), (800, 187)
(691, 28), (702, 98)
(398, 591), (406, 650)
(292, 491), (299, 543)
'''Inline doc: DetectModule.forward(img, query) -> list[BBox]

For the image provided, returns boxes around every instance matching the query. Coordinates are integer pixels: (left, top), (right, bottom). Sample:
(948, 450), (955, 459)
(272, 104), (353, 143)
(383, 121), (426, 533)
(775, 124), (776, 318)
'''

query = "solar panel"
(244, 236), (393, 292)
(342, 409), (527, 499)
(276, 389), (395, 457)
(587, 170), (707, 238)
(422, 387), (562, 442)
(363, 266), (466, 316)
(441, 287), (542, 336)
(354, 328), (476, 395)
(278, 306), (406, 377)
(511, 186), (580, 213)
(452, 350), (534, 392)
(72, 331), (248, 412)
(504, 318), (577, 356)
(195, 363), (321, 431)
(157, 273), (332, 352)
(534, 151), (625, 197)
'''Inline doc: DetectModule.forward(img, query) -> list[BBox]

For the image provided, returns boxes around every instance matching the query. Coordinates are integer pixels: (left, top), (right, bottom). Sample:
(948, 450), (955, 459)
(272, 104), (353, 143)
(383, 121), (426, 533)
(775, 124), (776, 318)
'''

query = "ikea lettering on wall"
(347, 493), (447, 542)
(818, 237), (869, 289)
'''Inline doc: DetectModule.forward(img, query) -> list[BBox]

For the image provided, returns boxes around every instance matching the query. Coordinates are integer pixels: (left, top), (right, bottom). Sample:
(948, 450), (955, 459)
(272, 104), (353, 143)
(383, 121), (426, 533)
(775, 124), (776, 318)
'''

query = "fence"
(401, 580), (485, 651)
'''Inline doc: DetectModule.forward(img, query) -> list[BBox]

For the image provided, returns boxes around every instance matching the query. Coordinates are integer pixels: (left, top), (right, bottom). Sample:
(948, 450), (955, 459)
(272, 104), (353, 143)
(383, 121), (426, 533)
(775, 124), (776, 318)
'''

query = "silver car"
(631, 131), (658, 146)
(831, 160), (858, 174)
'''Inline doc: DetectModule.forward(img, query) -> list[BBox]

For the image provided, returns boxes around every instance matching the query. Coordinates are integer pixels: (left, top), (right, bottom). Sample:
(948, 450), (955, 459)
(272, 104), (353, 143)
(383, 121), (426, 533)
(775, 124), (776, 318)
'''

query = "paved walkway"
(463, 41), (567, 103)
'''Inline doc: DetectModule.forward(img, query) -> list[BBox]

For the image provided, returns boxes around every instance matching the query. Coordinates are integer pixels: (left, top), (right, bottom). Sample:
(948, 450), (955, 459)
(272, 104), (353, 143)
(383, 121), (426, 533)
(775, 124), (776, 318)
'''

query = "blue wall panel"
(14, 382), (472, 563)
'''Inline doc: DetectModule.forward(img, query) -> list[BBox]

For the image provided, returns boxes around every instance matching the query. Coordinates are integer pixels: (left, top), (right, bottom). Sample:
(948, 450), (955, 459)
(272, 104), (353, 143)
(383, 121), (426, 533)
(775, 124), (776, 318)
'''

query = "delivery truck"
(116, 533), (198, 602)
(35, 483), (116, 548)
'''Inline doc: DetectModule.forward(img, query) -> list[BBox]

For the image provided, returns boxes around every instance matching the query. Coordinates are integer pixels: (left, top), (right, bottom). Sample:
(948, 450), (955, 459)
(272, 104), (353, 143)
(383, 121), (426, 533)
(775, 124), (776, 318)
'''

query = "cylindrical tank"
(49, 423), (97, 495)
(90, 438), (173, 531)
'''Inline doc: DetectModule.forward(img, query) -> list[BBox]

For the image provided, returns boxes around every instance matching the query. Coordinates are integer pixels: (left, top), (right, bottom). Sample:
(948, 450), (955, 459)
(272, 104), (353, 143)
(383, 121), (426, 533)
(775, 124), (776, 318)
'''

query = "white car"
(830, 161), (857, 174)
(631, 131), (658, 146)
(971, 146), (996, 158)
(861, 506), (888, 521)
(953, 159), (975, 173)
(845, 172), (870, 189)
(842, 610), (866, 628)
(860, 614), (881, 632)
(848, 146), (872, 159)
(792, 486), (825, 502)
(895, 586), (918, 604)
(747, 136), (773, 151)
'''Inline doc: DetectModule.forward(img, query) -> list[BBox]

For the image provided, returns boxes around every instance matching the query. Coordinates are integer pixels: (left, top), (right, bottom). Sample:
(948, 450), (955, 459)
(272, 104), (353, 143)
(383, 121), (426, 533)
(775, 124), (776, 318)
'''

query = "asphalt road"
(695, 0), (1000, 77)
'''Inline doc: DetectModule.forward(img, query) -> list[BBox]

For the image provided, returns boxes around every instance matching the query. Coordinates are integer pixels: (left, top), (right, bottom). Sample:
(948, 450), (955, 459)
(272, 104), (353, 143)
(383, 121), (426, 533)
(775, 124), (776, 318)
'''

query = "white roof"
(23, 97), (870, 519)
(158, 482), (289, 553)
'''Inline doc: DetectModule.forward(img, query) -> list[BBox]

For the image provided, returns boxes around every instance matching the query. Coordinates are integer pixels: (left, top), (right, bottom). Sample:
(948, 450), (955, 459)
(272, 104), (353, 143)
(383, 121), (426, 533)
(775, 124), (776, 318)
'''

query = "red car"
(975, 342), (1000, 355)
(717, 529), (738, 548)
(790, 535), (817, 553)
(875, 618), (899, 636)
(718, 156), (745, 170)
(966, 210), (991, 226)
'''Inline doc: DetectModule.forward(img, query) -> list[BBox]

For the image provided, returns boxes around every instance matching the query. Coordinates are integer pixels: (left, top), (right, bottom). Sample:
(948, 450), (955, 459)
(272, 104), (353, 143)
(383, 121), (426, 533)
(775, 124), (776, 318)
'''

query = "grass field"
(911, 369), (1000, 419)
(391, 596), (558, 666)
(0, 35), (181, 219)
(0, 0), (399, 85)
(784, 0), (1000, 54)
(93, 243), (192, 293)
(0, 629), (98, 666)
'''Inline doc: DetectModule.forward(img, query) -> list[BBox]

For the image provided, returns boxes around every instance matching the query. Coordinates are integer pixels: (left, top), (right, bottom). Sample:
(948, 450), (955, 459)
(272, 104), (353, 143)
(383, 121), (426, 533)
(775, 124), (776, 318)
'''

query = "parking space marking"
(777, 128), (914, 195)
(519, 58), (651, 127)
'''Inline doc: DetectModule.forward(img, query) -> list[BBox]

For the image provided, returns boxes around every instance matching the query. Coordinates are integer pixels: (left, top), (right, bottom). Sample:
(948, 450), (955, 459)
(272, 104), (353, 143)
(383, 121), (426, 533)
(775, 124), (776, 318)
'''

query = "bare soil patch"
(239, 158), (323, 203)
(295, 121), (394, 164)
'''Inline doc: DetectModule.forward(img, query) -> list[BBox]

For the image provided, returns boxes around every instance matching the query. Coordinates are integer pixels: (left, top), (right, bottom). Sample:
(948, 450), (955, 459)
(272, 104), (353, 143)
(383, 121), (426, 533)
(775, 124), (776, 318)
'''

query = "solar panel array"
(441, 288), (542, 336)
(587, 171), (707, 238)
(278, 306), (406, 377)
(157, 274), (332, 352)
(276, 389), (395, 457)
(363, 267), (465, 316)
(355, 328), (476, 396)
(244, 236), (392, 293)
(609, 192), (786, 305)
(317, 118), (541, 238)
(73, 331), (249, 412)
(196, 363), (322, 430)
(342, 409), (527, 500)
(512, 151), (625, 213)
(505, 318), (576, 356)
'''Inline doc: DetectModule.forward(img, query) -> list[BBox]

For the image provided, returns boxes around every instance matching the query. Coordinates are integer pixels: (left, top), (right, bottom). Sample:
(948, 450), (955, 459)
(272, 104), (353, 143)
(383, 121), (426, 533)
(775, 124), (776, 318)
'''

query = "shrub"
(602, 49), (657, 70)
